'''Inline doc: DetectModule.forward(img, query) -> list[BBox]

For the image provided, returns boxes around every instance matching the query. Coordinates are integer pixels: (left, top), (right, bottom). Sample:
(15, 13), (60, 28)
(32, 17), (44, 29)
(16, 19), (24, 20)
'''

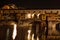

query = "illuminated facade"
(0, 9), (60, 40)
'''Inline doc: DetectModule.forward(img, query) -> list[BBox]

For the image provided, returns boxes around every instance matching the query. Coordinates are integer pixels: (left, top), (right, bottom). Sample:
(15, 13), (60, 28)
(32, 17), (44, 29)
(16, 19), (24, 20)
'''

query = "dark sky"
(0, 0), (60, 9)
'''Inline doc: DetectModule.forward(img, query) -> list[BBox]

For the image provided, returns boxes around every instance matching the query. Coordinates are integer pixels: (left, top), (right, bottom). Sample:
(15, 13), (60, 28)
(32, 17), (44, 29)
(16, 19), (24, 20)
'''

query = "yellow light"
(37, 14), (40, 17)
(37, 14), (40, 18)
(12, 23), (17, 40)
(32, 34), (34, 40)
(2, 5), (10, 9)
(28, 30), (31, 34)
(32, 14), (34, 18)
(37, 36), (39, 40)
(28, 30), (31, 40)
(27, 14), (31, 18)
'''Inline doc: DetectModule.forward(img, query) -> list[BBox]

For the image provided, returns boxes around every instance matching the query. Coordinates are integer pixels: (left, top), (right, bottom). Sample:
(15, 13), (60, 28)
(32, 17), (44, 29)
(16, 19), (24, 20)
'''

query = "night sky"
(0, 0), (60, 9)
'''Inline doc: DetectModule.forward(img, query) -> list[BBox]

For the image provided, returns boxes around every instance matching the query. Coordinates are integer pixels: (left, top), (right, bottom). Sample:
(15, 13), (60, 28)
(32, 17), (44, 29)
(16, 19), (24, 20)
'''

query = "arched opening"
(56, 23), (60, 32)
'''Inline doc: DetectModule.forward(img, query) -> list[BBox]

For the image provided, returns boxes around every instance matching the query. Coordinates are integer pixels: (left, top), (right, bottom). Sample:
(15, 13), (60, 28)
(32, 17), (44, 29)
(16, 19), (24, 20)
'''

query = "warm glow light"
(12, 24), (17, 40)
(32, 34), (34, 40)
(37, 14), (40, 18)
(28, 30), (31, 34)
(28, 30), (31, 40)
(37, 36), (39, 40)
(2, 5), (10, 9)
(27, 14), (31, 18)
(37, 14), (40, 17)
(32, 14), (34, 18)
